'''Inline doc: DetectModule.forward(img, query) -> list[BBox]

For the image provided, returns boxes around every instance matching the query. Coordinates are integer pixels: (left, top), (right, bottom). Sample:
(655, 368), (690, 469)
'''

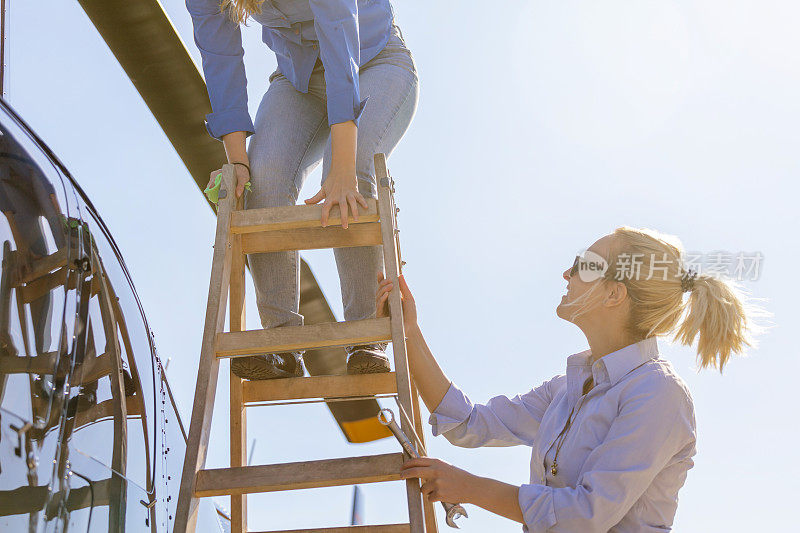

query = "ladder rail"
(230, 192), (248, 532)
(411, 378), (439, 532)
(175, 165), (237, 532)
(375, 154), (426, 533)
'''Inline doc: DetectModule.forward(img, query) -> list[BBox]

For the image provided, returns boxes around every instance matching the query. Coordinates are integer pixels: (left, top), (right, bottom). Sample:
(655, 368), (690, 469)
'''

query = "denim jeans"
(244, 23), (418, 353)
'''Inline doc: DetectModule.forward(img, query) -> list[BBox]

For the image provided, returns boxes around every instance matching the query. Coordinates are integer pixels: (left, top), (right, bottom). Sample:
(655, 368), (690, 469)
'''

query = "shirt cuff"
(204, 107), (255, 142)
(427, 381), (473, 437)
(326, 88), (370, 127)
(518, 483), (557, 533)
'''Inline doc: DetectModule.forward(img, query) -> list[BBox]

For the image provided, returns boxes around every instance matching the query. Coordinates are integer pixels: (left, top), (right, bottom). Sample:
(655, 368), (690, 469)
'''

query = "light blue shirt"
(185, 0), (395, 141)
(429, 336), (697, 532)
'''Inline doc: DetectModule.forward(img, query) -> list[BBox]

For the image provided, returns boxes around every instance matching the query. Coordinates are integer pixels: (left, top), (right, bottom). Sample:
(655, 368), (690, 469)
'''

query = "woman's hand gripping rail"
(376, 272), (451, 413)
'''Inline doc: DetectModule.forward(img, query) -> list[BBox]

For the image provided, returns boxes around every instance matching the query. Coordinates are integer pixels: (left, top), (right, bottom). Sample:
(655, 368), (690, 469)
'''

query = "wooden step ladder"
(175, 154), (438, 533)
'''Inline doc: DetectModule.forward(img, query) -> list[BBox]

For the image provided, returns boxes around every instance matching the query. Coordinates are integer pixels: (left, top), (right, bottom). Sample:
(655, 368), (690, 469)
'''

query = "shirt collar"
(600, 336), (660, 385)
(566, 336), (660, 387)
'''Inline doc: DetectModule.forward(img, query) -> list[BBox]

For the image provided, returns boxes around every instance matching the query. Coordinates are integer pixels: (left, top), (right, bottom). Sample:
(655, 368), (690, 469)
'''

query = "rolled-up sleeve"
(428, 379), (555, 448)
(185, 0), (255, 141)
(517, 377), (696, 532)
(309, 0), (369, 126)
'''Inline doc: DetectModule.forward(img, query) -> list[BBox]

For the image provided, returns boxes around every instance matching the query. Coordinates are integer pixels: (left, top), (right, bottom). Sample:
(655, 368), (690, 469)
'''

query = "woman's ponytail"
(673, 273), (770, 371)
(607, 226), (772, 372)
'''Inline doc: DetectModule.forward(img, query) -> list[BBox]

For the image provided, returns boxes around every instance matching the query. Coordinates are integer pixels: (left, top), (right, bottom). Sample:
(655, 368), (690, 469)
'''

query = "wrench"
(378, 408), (468, 528)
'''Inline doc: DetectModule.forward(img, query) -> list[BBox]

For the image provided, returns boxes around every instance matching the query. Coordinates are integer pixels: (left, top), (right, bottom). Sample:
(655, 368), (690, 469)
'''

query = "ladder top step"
(243, 372), (398, 404)
(231, 198), (379, 234)
(216, 318), (392, 358)
(240, 223), (383, 254)
(194, 453), (405, 497)
(252, 524), (410, 533)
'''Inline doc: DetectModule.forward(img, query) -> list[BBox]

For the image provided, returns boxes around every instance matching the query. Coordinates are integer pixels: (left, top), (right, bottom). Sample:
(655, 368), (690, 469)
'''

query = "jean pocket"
(379, 26), (414, 62)
(379, 32), (417, 77)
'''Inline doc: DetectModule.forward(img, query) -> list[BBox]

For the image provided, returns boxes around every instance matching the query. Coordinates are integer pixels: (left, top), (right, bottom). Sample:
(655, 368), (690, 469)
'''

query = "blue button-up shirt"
(185, 0), (395, 141)
(429, 336), (697, 532)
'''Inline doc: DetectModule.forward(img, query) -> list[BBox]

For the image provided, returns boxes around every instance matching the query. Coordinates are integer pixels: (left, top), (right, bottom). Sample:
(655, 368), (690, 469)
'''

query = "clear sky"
(10, 0), (799, 530)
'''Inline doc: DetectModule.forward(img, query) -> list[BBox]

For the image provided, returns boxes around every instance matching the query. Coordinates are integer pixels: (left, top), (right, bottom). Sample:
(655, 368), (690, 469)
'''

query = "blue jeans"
(244, 23), (418, 350)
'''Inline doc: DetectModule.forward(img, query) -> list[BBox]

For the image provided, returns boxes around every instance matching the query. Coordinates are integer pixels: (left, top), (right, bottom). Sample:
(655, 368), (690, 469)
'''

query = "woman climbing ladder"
(185, 0), (419, 379)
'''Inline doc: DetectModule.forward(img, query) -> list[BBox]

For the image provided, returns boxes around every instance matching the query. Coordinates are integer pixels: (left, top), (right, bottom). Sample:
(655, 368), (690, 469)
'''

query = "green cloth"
(58, 214), (95, 246)
(203, 172), (252, 204)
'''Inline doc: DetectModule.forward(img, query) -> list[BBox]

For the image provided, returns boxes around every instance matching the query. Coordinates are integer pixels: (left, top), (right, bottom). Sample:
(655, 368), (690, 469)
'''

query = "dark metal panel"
(0, 98), (165, 532)
(0, 98), (86, 531)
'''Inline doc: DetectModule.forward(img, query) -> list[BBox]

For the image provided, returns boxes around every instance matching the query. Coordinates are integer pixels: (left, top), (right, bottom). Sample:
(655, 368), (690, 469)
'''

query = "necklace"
(547, 376), (593, 477)
(545, 356), (652, 477)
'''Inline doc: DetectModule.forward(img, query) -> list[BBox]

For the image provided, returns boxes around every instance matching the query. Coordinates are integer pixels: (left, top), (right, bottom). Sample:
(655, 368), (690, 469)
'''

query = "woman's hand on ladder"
(377, 272), (418, 327)
(304, 121), (368, 228)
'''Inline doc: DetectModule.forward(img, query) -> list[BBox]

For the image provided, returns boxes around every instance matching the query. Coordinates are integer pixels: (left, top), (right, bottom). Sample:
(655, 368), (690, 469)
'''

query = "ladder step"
(20, 267), (70, 303)
(0, 352), (59, 374)
(253, 525), (410, 533)
(231, 199), (379, 234)
(0, 352), (112, 385)
(0, 477), (112, 516)
(194, 453), (404, 497)
(240, 223), (383, 254)
(216, 318), (392, 358)
(75, 353), (114, 384)
(243, 372), (398, 404)
(74, 396), (142, 430)
(19, 267), (101, 303)
(17, 248), (68, 285)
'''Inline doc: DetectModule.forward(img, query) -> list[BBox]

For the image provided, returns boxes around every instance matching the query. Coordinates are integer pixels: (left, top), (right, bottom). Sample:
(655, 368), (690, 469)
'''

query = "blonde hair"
(219, 0), (265, 25)
(601, 226), (771, 371)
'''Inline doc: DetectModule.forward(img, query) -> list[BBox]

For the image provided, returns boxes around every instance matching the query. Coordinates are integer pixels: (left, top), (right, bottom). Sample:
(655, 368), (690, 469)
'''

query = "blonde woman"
(186, 0), (418, 378)
(377, 227), (768, 532)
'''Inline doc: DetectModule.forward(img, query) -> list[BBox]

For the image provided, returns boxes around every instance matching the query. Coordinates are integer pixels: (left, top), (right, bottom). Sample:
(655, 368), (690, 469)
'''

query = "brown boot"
(346, 343), (391, 374)
(231, 351), (305, 380)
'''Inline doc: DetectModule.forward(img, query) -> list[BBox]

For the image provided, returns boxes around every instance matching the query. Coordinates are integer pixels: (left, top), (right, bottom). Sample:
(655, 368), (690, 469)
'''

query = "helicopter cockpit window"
(0, 113), (84, 530)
